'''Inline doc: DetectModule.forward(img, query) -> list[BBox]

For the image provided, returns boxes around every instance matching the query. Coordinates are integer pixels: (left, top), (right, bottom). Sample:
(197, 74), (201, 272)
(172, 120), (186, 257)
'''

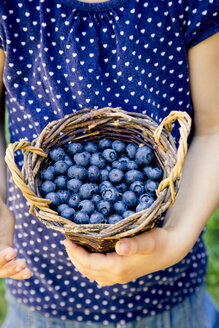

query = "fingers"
(63, 239), (120, 283)
(0, 247), (32, 279)
(11, 267), (33, 280)
(63, 239), (109, 270)
(115, 228), (167, 256)
(65, 248), (118, 286)
(0, 247), (17, 266)
(0, 258), (26, 278)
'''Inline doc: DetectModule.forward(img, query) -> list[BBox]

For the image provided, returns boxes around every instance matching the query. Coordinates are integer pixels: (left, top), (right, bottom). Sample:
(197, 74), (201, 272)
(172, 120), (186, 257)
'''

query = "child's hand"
(63, 220), (196, 286)
(0, 200), (32, 280)
(63, 131), (219, 286)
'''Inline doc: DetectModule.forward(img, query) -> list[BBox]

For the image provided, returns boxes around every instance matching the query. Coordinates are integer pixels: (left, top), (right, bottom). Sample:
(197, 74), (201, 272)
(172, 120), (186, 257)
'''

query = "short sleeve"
(184, 0), (219, 50)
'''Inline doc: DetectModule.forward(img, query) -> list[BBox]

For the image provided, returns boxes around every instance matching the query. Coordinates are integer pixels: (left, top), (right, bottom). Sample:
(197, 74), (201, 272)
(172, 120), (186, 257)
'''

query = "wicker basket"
(5, 107), (191, 252)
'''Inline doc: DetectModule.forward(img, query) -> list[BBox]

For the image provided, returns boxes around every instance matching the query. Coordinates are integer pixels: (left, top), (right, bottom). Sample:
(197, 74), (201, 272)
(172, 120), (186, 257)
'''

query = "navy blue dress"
(0, 0), (218, 324)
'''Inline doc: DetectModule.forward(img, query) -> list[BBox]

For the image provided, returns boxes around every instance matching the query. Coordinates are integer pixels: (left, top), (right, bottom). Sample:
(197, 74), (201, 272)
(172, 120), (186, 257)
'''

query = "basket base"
(65, 234), (117, 253)
(64, 217), (160, 253)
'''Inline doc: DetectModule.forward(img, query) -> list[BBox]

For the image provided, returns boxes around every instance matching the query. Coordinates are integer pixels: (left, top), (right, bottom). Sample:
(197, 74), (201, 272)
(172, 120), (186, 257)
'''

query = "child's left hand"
(63, 221), (194, 286)
(63, 133), (219, 286)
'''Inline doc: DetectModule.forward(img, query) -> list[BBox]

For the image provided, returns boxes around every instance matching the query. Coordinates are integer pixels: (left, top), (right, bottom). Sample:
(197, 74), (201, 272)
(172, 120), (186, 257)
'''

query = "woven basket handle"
(5, 139), (54, 215)
(154, 111), (192, 205)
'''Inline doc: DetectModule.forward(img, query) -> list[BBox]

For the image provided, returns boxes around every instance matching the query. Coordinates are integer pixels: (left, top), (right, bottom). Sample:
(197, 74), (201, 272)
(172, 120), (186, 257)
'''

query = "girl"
(0, 0), (218, 327)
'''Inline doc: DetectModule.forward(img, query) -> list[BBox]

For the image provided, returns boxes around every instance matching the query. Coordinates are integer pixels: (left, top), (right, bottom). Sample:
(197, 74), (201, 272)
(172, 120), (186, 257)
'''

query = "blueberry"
(118, 156), (130, 165)
(88, 165), (100, 182)
(130, 181), (145, 196)
(46, 192), (60, 209)
(102, 187), (119, 203)
(115, 183), (127, 194)
(78, 200), (95, 215)
(122, 210), (135, 219)
(61, 207), (75, 220)
(99, 181), (113, 193)
(41, 181), (56, 195)
(84, 142), (98, 153)
(49, 147), (65, 162)
(112, 160), (126, 172)
(67, 178), (82, 193)
(114, 201), (128, 215)
(102, 148), (117, 162)
(98, 138), (112, 151)
(64, 154), (74, 167)
(74, 151), (91, 167)
(109, 169), (124, 184)
(79, 183), (98, 199)
(112, 140), (126, 154)
(54, 175), (68, 190)
(54, 160), (68, 175)
(67, 143), (83, 155)
(91, 194), (102, 204)
(139, 194), (155, 207)
(99, 169), (109, 182)
(126, 160), (138, 171)
(41, 168), (55, 181)
(90, 153), (106, 168)
(90, 212), (106, 224)
(143, 166), (163, 181)
(56, 190), (70, 204)
(97, 200), (112, 216)
(67, 165), (87, 181)
(126, 143), (138, 159)
(106, 165), (111, 171)
(68, 194), (80, 208)
(135, 146), (155, 166)
(47, 165), (56, 174)
(136, 202), (152, 212)
(108, 214), (123, 224)
(57, 203), (69, 214)
(122, 191), (138, 208)
(90, 183), (99, 194)
(125, 170), (143, 185)
(145, 180), (159, 195)
(74, 211), (89, 224)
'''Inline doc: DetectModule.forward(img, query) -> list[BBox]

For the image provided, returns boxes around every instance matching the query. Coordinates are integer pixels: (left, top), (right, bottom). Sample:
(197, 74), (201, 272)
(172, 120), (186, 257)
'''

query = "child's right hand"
(0, 200), (32, 279)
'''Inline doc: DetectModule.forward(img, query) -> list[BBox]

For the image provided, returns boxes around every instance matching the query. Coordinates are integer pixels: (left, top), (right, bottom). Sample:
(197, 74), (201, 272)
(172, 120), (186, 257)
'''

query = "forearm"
(0, 121), (7, 203)
(165, 132), (219, 242)
(0, 49), (6, 203)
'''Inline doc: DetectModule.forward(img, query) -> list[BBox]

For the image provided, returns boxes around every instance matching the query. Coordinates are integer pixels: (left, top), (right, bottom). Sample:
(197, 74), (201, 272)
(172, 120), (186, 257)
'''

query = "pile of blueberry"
(40, 139), (163, 225)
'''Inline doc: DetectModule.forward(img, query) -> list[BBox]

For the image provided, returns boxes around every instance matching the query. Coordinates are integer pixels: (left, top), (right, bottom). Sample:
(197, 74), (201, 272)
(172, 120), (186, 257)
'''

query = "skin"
(0, 29), (218, 283)
(0, 50), (32, 280)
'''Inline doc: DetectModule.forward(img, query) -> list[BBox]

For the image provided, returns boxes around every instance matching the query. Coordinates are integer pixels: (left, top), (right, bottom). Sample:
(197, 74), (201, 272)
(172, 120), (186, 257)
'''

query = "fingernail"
(5, 253), (15, 261)
(23, 268), (32, 278)
(5, 249), (16, 261)
(16, 266), (22, 272)
(15, 260), (26, 272)
(116, 242), (129, 255)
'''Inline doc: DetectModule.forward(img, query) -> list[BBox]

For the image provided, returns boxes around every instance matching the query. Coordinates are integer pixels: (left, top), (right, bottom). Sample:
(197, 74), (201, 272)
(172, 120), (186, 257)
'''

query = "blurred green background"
(0, 113), (219, 325)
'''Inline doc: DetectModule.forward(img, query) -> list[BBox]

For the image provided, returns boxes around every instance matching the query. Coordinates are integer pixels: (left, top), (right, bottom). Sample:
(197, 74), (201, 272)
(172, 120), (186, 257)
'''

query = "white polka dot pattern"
(1, 0), (218, 324)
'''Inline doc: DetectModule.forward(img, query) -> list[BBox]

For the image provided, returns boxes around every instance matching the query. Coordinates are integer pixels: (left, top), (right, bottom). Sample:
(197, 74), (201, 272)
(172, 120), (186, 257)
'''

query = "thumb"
(0, 245), (17, 264)
(115, 229), (160, 256)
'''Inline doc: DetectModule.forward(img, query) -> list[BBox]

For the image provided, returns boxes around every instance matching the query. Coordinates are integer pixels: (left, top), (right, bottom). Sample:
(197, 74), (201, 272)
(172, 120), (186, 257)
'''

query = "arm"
(64, 33), (219, 286)
(163, 32), (219, 247)
(0, 49), (32, 280)
(0, 49), (7, 202)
